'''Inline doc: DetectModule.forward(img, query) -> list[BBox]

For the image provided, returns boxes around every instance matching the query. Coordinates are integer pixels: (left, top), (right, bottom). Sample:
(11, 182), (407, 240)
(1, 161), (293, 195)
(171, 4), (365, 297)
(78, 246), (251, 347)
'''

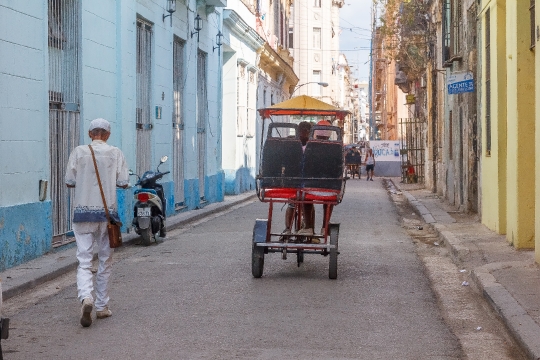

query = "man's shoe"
(370, 178), (374, 181)
(297, 228), (314, 236)
(80, 298), (93, 327)
(96, 307), (112, 319)
(279, 228), (292, 241)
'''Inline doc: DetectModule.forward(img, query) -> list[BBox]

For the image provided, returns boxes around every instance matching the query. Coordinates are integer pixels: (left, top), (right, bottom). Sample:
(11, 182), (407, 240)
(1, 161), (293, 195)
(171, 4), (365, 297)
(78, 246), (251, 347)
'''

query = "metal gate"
(49, 110), (80, 244)
(136, 19), (153, 175)
(48, 0), (80, 246)
(197, 50), (207, 201)
(399, 118), (425, 183)
(173, 38), (185, 208)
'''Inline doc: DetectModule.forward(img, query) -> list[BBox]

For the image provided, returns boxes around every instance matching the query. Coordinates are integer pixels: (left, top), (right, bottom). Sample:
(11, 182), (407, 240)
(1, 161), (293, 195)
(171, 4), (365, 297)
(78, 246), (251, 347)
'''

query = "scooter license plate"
(137, 207), (151, 217)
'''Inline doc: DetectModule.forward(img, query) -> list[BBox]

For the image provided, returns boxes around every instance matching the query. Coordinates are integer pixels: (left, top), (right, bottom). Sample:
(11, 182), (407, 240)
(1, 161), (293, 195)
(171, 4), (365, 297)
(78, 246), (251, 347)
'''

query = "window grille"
(197, 50), (207, 199)
(442, 0), (451, 61)
(531, 0), (536, 49)
(173, 38), (185, 207)
(313, 27), (321, 49)
(452, 0), (462, 55)
(136, 18), (153, 174)
(485, 9), (491, 155)
(48, 0), (80, 108)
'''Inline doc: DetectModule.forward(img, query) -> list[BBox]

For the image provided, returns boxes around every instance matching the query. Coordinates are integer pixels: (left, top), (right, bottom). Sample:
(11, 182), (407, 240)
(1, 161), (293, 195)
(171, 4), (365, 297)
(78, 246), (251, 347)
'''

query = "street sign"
(447, 72), (474, 94)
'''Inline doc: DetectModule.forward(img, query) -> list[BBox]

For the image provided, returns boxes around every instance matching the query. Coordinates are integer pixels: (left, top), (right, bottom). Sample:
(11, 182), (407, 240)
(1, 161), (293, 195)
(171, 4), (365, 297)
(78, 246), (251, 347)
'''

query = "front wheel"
(328, 223), (339, 279)
(140, 226), (153, 246)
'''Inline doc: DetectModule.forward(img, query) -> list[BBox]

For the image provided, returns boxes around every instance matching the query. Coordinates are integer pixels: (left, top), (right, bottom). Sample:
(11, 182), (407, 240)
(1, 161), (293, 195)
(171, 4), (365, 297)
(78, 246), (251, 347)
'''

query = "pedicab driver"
(65, 118), (129, 327)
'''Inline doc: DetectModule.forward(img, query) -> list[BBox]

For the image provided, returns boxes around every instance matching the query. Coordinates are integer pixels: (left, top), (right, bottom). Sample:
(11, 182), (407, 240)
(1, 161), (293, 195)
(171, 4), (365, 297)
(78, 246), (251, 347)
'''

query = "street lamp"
(290, 82), (328, 98)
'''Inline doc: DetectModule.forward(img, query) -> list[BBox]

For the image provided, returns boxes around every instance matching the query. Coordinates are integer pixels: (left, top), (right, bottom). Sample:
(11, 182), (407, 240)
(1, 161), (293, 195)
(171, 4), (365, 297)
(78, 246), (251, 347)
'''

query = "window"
(313, 27), (321, 49)
(314, 0), (321, 7)
(442, 0), (462, 63)
(313, 70), (321, 96)
(485, 9), (491, 155)
(289, 27), (294, 48)
(531, 0), (536, 49)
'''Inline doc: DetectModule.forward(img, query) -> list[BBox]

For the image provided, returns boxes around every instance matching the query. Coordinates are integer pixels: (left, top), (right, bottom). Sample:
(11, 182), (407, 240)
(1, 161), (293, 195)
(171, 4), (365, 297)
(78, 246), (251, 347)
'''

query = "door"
(136, 19), (153, 174)
(173, 38), (185, 208)
(48, 0), (80, 246)
(197, 50), (207, 201)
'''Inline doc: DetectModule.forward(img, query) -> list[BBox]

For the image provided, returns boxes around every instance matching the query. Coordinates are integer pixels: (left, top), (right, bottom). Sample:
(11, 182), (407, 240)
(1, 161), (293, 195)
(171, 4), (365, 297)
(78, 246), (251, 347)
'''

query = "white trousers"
(73, 222), (113, 311)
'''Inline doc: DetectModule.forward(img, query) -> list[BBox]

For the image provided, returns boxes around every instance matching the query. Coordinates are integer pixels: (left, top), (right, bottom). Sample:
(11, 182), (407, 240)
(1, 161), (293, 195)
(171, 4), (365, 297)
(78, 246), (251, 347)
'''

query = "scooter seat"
(134, 188), (158, 195)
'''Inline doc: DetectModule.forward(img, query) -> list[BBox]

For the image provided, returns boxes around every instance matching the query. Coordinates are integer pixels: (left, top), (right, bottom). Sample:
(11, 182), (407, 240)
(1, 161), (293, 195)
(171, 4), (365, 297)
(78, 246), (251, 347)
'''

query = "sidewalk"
(0, 191), (257, 302)
(392, 179), (540, 360)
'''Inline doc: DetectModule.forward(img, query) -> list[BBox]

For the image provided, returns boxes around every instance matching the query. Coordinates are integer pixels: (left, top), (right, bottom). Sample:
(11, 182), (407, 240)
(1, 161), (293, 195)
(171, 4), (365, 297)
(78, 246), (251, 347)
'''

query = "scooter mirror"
(129, 170), (134, 176)
(160, 156), (168, 164)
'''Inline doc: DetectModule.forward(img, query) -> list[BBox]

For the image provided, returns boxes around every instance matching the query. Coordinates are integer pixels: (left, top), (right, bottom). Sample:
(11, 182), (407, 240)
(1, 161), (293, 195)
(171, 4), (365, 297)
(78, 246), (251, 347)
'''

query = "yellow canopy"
(258, 95), (351, 120)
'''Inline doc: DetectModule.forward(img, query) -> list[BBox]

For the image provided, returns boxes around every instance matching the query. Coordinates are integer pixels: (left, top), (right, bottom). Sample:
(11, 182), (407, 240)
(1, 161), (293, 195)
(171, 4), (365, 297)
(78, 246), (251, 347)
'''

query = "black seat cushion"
(302, 141), (344, 190)
(260, 139), (303, 188)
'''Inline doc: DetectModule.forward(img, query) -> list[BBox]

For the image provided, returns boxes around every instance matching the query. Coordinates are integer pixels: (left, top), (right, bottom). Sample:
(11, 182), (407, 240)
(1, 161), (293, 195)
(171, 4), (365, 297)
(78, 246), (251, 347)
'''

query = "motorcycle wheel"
(140, 226), (153, 246)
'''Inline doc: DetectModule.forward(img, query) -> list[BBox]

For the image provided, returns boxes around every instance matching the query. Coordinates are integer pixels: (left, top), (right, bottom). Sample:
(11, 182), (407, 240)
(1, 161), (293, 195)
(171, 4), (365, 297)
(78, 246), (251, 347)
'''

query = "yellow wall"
(535, 1), (540, 261)
(505, 0), (535, 249)
(481, 0), (507, 234)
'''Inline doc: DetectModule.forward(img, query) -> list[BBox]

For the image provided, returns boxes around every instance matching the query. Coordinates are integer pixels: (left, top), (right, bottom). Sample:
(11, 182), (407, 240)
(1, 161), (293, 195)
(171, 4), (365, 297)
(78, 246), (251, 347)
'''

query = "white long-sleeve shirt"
(65, 140), (129, 223)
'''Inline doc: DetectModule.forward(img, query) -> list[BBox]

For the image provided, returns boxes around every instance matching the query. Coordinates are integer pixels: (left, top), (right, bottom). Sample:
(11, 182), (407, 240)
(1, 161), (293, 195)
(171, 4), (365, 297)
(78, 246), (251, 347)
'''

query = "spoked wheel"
(140, 227), (153, 246)
(252, 243), (265, 278)
(328, 223), (340, 279)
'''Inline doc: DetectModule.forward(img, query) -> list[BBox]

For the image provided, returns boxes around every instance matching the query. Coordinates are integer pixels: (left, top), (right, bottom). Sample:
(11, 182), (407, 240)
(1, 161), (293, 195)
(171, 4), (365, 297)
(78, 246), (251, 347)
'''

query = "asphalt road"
(2, 179), (463, 359)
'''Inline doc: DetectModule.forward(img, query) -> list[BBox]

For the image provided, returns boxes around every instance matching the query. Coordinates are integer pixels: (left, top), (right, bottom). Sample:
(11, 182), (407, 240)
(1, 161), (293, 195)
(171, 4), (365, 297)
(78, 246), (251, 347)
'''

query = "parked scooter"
(130, 156), (169, 246)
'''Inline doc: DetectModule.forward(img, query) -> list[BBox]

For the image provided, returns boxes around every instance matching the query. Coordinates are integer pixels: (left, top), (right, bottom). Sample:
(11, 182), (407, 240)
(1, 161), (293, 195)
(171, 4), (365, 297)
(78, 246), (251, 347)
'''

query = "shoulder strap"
(88, 145), (112, 223)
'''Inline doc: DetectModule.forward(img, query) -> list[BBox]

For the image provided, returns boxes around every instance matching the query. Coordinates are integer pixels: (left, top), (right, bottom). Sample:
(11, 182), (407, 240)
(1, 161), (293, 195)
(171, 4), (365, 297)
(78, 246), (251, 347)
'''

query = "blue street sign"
(447, 72), (475, 94)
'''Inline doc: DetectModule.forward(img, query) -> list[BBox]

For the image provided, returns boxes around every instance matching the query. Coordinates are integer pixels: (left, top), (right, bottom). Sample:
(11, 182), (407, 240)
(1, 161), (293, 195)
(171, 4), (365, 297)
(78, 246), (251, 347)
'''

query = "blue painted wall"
(0, 202), (52, 271)
(224, 167), (255, 195)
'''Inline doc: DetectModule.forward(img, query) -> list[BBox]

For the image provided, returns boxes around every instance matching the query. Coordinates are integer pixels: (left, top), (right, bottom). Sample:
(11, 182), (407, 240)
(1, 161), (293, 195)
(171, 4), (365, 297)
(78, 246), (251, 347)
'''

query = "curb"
(1, 192), (257, 302)
(396, 183), (540, 360)
(472, 264), (540, 360)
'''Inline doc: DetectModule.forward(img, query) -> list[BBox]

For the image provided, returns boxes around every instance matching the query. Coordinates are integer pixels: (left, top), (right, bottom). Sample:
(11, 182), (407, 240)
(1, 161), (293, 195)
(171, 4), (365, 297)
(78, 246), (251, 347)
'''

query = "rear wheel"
(140, 226), (153, 246)
(252, 243), (264, 278)
(328, 223), (339, 279)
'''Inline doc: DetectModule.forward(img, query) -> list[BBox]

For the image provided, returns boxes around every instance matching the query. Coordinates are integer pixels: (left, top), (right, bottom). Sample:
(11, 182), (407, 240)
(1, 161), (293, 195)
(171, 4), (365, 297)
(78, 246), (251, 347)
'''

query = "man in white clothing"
(65, 118), (129, 327)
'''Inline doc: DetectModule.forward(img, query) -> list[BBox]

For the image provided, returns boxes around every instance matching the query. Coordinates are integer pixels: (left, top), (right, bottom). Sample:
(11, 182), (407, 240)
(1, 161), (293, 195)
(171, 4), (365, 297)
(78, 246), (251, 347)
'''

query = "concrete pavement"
(393, 179), (540, 360)
(3, 180), (540, 358)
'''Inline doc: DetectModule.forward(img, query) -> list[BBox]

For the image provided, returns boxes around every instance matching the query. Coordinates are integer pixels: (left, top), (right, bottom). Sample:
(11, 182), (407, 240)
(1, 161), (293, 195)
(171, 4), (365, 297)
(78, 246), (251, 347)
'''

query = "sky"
(339, 0), (374, 83)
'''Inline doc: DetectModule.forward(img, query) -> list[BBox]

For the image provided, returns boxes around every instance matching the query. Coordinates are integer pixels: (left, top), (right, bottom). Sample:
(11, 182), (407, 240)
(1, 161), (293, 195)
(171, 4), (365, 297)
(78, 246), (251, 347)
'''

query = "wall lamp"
(213, 31), (223, 53)
(162, 0), (176, 27)
(191, 14), (203, 42)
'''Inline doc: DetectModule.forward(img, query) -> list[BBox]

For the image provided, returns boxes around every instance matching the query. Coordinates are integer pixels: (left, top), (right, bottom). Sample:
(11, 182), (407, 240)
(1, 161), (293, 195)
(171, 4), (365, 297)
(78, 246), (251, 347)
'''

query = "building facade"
(0, 0), (226, 270)
(289, 0), (344, 106)
(479, 0), (537, 257)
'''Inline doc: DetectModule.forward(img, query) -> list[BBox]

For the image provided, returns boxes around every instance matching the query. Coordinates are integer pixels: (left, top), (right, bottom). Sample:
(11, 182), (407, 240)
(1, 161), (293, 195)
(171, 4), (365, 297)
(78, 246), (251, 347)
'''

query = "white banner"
(369, 141), (401, 162)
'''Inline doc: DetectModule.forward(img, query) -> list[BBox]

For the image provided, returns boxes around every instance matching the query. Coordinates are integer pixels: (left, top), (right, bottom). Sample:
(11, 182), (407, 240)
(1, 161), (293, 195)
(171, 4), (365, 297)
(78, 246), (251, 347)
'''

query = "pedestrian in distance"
(65, 118), (129, 327)
(365, 147), (375, 181)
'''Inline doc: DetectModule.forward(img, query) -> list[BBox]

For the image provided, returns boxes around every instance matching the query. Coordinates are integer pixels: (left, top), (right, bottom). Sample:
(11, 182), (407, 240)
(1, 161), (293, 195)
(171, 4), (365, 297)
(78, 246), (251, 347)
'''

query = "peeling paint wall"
(0, 202), (52, 271)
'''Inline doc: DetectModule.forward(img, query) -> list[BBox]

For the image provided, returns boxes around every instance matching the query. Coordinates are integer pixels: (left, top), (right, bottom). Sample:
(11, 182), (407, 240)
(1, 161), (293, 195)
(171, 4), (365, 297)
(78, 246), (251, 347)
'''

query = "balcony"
(201, 0), (226, 7)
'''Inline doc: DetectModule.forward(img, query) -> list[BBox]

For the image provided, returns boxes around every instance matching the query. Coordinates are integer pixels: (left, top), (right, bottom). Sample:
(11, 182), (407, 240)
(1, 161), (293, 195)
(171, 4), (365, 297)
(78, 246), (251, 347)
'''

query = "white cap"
(89, 118), (111, 132)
